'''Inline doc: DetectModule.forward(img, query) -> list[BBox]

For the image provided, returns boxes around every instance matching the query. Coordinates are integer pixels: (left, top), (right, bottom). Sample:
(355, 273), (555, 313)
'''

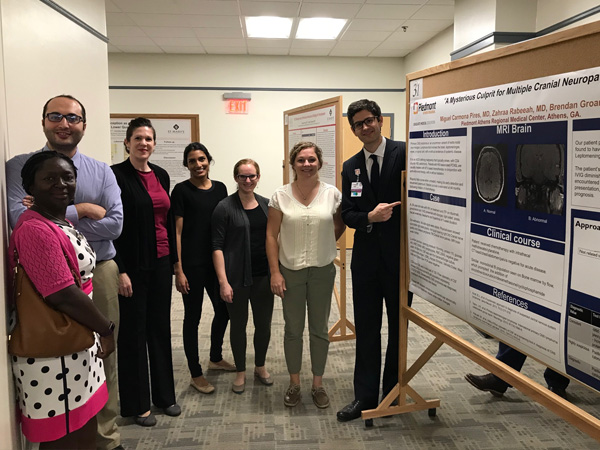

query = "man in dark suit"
(337, 99), (412, 422)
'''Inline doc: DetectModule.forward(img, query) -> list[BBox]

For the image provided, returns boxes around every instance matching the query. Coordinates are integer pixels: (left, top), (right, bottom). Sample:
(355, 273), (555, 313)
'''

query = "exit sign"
(226, 99), (249, 114)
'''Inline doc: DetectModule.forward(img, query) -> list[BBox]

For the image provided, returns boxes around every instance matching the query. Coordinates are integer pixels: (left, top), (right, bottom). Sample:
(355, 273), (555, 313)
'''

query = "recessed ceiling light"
(245, 16), (293, 39)
(296, 18), (347, 40)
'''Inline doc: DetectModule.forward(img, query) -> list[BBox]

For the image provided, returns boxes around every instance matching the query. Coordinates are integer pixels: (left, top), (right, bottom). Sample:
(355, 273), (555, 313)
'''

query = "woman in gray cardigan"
(212, 159), (274, 394)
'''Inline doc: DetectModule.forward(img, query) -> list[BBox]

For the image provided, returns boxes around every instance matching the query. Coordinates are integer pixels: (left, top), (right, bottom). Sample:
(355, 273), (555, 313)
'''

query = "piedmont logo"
(413, 101), (437, 114)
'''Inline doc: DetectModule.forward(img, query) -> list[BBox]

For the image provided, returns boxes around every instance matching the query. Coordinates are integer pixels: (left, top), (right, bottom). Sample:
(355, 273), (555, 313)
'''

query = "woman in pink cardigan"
(9, 151), (115, 449)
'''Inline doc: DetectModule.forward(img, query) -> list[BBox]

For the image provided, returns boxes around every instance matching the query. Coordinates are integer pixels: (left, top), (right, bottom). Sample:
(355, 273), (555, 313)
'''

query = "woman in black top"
(212, 159), (274, 394)
(171, 142), (233, 394)
(111, 117), (179, 427)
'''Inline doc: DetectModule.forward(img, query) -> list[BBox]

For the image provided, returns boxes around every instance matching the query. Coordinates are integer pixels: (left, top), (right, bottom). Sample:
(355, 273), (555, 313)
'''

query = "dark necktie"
(370, 154), (380, 195)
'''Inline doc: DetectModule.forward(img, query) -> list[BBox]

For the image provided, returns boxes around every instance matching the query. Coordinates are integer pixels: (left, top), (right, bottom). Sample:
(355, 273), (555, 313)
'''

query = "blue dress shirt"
(6, 145), (123, 261)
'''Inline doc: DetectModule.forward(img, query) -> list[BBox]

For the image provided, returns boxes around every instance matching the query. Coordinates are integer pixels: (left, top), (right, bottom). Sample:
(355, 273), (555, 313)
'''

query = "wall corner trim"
(450, 6), (600, 61)
(39, 0), (108, 43)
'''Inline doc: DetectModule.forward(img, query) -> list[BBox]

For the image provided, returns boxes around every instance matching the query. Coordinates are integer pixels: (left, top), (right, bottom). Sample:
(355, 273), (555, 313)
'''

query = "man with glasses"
(6, 95), (125, 450)
(337, 99), (412, 422)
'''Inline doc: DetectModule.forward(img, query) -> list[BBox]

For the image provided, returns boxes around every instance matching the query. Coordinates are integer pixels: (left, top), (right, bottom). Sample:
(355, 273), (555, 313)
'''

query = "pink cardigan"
(9, 210), (86, 297)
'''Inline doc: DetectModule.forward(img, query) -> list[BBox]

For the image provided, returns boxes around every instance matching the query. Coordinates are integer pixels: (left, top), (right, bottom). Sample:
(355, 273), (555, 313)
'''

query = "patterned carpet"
(118, 252), (600, 449)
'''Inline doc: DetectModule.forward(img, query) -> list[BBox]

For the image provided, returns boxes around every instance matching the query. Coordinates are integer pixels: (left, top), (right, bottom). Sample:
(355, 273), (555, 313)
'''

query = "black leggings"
(182, 265), (230, 378)
(226, 275), (274, 372)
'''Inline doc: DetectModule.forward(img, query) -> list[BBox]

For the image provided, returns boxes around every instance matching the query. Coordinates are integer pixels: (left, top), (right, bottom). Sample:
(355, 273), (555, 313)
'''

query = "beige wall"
(405, 25), (454, 77)
(2, 0), (111, 164)
(405, 1), (600, 77)
(537, 0), (600, 30)
(0, 1), (16, 446)
(108, 54), (406, 196)
(1, 1), (110, 448)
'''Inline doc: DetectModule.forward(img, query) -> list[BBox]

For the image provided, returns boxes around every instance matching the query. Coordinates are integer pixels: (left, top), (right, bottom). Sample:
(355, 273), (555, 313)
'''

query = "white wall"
(0, 1), (16, 446)
(453, 0), (497, 50)
(2, 0), (111, 164)
(1, 1), (110, 448)
(108, 54), (406, 196)
(536, 0), (600, 31)
(404, 25), (454, 76)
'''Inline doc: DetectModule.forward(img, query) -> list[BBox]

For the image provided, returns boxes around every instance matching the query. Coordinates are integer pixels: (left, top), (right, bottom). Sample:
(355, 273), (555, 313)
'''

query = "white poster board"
(408, 66), (600, 391)
(286, 105), (337, 186)
(110, 114), (199, 192)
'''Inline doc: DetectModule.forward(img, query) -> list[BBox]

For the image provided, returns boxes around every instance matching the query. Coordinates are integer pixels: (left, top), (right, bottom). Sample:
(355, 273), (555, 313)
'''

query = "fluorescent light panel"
(245, 16), (293, 39)
(296, 18), (347, 40)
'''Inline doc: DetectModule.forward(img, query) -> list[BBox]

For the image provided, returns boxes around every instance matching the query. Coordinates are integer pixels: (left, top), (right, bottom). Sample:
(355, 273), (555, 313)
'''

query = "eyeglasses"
(46, 112), (84, 124)
(236, 174), (258, 181)
(351, 116), (378, 131)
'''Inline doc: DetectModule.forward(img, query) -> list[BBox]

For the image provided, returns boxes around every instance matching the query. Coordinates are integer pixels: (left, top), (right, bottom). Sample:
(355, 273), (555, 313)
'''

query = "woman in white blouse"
(266, 141), (345, 410)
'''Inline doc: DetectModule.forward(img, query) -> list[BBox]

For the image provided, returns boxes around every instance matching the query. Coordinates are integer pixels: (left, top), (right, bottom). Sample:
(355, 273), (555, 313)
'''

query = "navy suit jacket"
(341, 138), (406, 274)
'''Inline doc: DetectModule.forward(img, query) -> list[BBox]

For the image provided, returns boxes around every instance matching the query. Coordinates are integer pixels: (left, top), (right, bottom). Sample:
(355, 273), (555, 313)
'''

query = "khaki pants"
(93, 259), (120, 450)
(280, 263), (335, 376)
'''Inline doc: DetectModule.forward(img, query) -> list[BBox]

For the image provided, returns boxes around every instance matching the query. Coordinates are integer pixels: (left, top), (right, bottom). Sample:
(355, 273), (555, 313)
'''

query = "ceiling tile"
(291, 40), (336, 49)
(172, 0), (239, 15)
(107, 43), (122, 52)
(303, 0), (364, 3)
(108, 36), (156, 46)
(203, 46), (248, 54)
(199, 38), (247, 47)
(346, 19), (403, 32)
(366, 0), (426, 4)
(106, 12), (137, 26)
(386, 29), (438, 43)
(141, 27), (197, 38)
(159, 46), (207, 54)
(240, 1), (300, 16)
(105, 0), (455, 58)
(357, 4), (421, 20)
(333, 40), (379, 51)
(369, 47), (411, 57)
(248, 47), (290, 55)
(289, 47), (332, 56)
(401, 19), (453, 33)
(247, 38), (290, 48)
(427, 0), (454, 5)
(131, 14), (240, 28)
(411, 4), (454, 20)
(105, 1), (121, 13)
(110, 0), (180, 14)
(299, 3), (361, 18)
(330, 47), (371, 57)
(193, 28), (244, 39)
(107, 26), (146, 37)
(152, 37), (202, 46)
(373, 39), (414, 50)
(111, 45), (164, 53)
(340, 30), (392, 41)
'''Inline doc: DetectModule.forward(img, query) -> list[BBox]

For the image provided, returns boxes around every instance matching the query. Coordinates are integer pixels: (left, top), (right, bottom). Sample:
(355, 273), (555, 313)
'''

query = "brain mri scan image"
(475, 146), (505, 203)
(515, 144), (564, 215)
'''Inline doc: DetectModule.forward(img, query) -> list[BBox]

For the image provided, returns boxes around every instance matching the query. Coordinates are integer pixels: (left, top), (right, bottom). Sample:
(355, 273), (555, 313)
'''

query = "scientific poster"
(408, 66), (600, 391)
(286, 105), (337, 186)
(110, 116), (194, 192)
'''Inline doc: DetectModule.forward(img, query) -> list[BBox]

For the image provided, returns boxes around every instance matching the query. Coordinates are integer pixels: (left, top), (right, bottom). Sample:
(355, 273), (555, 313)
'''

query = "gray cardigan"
(211, 192), (269, 289)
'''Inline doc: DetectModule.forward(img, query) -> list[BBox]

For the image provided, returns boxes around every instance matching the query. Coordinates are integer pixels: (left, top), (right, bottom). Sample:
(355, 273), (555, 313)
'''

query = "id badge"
(351, 182), (363, 197)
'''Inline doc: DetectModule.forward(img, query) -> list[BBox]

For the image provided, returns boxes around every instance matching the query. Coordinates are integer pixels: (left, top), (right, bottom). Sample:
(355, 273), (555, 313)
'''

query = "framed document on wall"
(110, 114), (200, 192)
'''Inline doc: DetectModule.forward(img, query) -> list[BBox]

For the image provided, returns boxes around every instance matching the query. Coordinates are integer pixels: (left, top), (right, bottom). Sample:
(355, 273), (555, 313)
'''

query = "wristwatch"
(99, 321), (116, 337)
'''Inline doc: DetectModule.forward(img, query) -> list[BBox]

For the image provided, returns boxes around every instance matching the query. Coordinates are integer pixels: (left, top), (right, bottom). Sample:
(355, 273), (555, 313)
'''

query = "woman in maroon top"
(111, 118), (180, 427)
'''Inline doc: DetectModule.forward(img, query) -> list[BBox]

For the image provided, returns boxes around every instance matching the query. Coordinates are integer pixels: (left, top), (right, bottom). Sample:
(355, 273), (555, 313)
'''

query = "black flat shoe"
(163, 403), (181, 417)
(337, 400), (369, 422)
(135, 413), (157, 427)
